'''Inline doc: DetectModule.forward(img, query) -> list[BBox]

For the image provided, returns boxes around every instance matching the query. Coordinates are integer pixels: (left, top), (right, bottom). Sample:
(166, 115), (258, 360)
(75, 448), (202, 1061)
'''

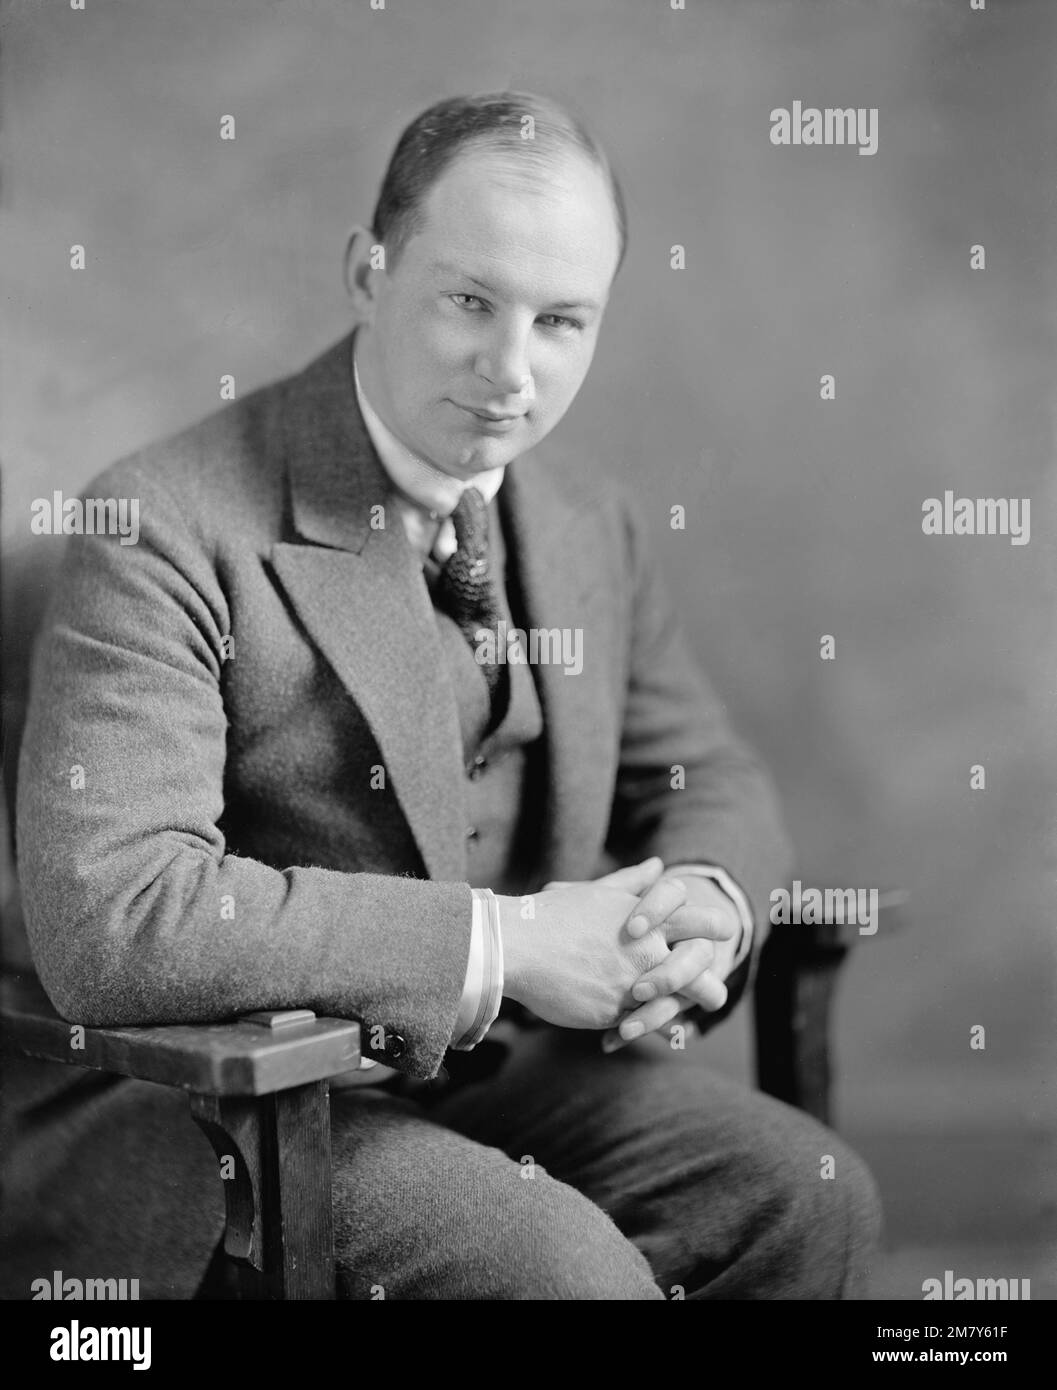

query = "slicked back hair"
(370, 91), (627, 275)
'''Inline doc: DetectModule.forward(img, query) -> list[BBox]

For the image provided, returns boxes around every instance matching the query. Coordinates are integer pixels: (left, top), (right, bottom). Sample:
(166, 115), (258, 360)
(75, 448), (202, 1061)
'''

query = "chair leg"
(191, 1081), (335, 1299)
(753, 932), (850, 1126)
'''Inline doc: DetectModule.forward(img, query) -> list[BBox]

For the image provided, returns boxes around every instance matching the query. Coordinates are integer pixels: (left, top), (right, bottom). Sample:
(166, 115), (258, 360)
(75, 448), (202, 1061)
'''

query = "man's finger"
(593, 857), (666, 894)
(676, 970), (729, 1013)
(629, 936), (714, 1003)
(660, 902), (740, 944)
(625, 877), (687, 938)
(603, 1006), (702, 1054)
(605, 993), (684, 1049)
(543, 857), (665, 894)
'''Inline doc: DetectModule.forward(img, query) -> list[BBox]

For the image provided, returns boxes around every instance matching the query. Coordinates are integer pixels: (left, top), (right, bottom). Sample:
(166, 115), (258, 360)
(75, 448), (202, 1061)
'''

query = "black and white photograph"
(1, 0), (1053, 1356)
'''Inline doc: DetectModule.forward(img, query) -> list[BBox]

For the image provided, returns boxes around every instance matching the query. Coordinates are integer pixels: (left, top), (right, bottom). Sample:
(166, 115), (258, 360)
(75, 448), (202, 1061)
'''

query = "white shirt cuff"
(450, 889), (504, 1049)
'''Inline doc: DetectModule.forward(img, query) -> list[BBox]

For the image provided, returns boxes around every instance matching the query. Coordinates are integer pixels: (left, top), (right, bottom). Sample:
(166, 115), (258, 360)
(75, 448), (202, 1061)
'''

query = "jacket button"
(467, 754), (487, 780)
(385, 1032), (407, 1061)
(465, 826), (479, 841)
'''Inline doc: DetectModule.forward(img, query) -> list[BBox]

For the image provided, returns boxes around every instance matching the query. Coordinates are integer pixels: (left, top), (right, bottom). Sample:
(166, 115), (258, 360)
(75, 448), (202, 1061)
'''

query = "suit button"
(465, 826), (479, 842)
(467, 754), (487, 780)
(385, 1032), (407, 1062)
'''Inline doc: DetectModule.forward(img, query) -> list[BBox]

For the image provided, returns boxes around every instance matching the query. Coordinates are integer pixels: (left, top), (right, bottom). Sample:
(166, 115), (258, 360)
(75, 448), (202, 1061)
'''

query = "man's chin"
(442, 438), (523, 478)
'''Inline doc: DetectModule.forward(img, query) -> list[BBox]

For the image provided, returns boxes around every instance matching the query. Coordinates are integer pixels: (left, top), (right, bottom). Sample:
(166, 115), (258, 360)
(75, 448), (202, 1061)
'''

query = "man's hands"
(498, 871), (672, 1031)
(606, 867), (743, 1051)
(497, 857), (741, 1042)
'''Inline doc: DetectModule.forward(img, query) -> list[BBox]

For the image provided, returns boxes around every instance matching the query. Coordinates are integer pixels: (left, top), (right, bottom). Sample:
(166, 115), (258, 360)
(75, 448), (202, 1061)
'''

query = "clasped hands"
(498, 856), (742, 1053)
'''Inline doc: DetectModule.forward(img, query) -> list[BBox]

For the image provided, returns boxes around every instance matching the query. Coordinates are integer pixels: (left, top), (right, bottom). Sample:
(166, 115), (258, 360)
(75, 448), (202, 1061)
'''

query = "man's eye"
(539, 314), (582, 332)
(450, 294), (487, 311)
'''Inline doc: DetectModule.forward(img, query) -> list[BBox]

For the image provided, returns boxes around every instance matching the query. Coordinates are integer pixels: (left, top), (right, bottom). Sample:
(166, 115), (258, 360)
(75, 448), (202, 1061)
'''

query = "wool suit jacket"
(4, 332), (792, 1296)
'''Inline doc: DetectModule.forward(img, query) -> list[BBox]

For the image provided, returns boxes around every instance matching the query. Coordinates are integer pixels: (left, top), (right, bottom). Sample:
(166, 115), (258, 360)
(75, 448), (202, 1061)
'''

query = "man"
(6, 92), (879, 1298)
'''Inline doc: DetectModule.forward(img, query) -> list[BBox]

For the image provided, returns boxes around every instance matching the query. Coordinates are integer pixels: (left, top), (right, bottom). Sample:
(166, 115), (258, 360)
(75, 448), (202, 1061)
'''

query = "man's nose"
(474, 327), (534, 400)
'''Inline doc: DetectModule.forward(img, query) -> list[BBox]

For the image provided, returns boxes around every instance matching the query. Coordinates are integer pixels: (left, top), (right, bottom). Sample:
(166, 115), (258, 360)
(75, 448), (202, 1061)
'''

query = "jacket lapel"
(269, 335), (469, 883)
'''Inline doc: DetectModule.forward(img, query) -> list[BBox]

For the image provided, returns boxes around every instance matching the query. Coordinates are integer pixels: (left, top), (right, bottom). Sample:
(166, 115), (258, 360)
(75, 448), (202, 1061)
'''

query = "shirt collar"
(352, 338), (504, 518)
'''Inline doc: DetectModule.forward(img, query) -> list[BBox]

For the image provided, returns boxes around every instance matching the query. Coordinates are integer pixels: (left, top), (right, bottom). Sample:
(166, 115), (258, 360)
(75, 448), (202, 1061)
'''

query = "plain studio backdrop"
(1, 0), (1054, 1298)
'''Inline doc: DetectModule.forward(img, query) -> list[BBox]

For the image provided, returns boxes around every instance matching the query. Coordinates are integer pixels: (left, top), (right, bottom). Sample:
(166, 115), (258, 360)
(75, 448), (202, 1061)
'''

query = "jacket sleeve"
(15, 461), (469, 1080)
(604, 491), (794, 1023)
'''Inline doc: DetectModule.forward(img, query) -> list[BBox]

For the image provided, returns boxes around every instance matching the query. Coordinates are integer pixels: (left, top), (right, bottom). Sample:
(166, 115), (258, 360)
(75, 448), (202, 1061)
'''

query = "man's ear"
(343, 225), (385, 321)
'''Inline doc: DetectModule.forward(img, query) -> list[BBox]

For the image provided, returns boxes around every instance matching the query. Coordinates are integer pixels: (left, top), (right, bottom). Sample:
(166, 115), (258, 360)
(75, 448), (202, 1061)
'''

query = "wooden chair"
(0, 971), (359, 1299)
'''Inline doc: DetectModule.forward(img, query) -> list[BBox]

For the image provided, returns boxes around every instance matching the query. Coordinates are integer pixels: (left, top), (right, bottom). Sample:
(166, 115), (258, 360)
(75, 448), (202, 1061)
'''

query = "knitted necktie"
(435, 487), (510, 730)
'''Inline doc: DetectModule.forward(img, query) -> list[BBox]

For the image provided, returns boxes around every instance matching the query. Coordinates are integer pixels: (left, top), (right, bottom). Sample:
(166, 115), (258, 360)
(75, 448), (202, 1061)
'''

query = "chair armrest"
(0, 973), (361, 1097)
(781, 887), (911, 951)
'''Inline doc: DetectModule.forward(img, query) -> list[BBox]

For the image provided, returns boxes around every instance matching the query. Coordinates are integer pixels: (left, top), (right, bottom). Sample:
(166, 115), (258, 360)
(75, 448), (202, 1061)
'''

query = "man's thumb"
(596, 856), (666, 893)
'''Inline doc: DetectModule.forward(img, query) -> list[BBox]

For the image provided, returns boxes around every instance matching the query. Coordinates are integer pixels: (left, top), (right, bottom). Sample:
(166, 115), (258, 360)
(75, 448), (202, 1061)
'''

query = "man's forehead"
(409, 147), (620, 296)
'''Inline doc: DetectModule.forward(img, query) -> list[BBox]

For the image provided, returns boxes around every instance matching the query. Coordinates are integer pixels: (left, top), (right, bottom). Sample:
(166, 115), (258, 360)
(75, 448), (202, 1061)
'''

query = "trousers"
(326, 1026), (882, 1300)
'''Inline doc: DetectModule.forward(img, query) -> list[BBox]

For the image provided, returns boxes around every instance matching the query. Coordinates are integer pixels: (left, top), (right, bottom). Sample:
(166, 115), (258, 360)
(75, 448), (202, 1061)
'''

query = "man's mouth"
(452, 402), (527, 430)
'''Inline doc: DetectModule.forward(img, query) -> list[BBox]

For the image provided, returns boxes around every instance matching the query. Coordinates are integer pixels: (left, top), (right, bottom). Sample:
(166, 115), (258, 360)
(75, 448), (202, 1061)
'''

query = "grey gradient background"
(2, 0), (1054, 1298)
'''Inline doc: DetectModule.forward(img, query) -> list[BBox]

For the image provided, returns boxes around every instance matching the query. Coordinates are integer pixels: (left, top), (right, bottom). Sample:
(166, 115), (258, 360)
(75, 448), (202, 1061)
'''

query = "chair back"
(1, 538), (67, 972)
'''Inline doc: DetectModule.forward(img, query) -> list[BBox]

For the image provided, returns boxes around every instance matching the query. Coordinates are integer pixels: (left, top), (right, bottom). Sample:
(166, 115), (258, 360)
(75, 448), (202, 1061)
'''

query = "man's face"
(354, 147), (622, 478)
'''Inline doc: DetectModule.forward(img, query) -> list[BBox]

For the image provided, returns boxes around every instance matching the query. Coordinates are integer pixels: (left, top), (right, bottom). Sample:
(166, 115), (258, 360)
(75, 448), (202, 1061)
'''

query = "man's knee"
(331, 1101), (663, 1300)
(643, 1079), (884, 1299)
(815, 1137), (883, 1297)
(744, 1116), (882, 1298)
(476, 1169), (665, 1300)
(344, 1168), (663, 1300)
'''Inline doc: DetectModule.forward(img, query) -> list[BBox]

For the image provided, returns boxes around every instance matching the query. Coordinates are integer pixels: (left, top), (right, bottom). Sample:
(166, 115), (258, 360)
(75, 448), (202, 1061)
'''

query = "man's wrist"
(495, 894), (529, 1004)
